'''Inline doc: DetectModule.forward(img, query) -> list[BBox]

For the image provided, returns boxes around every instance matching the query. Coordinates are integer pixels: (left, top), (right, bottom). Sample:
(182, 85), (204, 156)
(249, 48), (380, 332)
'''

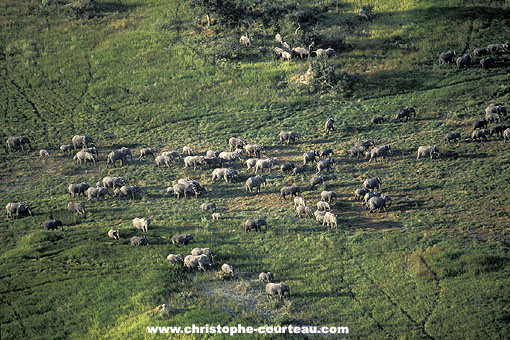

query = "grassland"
(1, 0), (510, 339)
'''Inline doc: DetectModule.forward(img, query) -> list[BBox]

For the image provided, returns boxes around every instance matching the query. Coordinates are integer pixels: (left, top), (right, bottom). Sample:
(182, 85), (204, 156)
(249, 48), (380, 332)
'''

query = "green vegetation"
(1, 0), (509, 339)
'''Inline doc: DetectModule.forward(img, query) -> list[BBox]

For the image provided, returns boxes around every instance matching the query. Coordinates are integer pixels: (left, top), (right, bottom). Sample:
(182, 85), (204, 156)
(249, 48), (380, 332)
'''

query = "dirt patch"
(200, 277), (282, 321)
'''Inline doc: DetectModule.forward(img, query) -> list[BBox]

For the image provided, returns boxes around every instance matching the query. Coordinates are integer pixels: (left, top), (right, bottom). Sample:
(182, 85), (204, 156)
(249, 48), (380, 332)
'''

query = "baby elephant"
(172, 234), (194, 245)
(167, 254), (184, 263)
(417, 145), (440, 160)
(244, 218), (267, 232)
(221, 264), (235, 278)
(212, 213), (221, 220)
(43, 219), (63, 231)
(133, 217), (151, 232)
(108, 229), (120, 240)
(259, 272), (274, 283)
(201, 203), (216, 212)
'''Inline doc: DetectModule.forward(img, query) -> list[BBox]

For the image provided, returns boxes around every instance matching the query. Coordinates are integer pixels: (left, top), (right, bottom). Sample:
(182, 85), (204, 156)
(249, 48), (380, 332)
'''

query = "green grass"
(1, 0), (510, 339)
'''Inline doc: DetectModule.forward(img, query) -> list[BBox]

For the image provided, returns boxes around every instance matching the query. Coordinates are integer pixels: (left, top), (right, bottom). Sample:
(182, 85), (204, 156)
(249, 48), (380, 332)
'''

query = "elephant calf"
(259, 272), (274, 283)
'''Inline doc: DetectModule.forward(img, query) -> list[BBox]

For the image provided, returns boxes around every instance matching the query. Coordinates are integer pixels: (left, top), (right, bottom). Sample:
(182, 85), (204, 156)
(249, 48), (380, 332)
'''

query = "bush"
(307, 58), (353, 97)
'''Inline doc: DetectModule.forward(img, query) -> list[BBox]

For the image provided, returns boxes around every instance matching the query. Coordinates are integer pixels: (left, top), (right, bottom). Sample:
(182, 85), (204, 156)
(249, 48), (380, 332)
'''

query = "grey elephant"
(367, 195), (391, 213)
(130, 236), (149, 246)
(155, 155), (172, 168)
(60, 144), (74, 155)
(317, 201), (330, 211)
(218, 152), (241, 166)
(320, 191), (338, 203)
(314, 210), (326, 223)
(310, 176), (325, 189)
(167, 254), (184, 263)
(259, 272), (274, 283)
(171, 183), (194, 199)
(473, 119), (488, 130)
(255, 159), (277, 173)
(191, 248), (215, 262)
(322, 212), (338, 229)
(503, 128), (510, 142)
(368, 145), (391, 162)
(171, 234), (194, 245)
(114, 185), (142, 200)
(6, 202), (33, 218)
(201, 203), (216, 212)
(278, 131), (298, 145)
(184, 156), (205, 170)
(438, 50), (456, 64)
(244, 144), (264, 158)
(316, 158), (334, 174)
(245, 158), (259, 172)
(133, 217), (151, 232)
(139, 147), (157, 160)
(221, 264), (234, 278)
(245, 174), (267, 194)
(184, 254), (211, 272)
(266, 282), (290, 300)
(43, 219), (63, 231)
(212, 168), (237, 183)
(182, 146), (195, 156)
(363, 177), (382, 191)
(67, 202), (86, 216)
(72, 135), (94, 149)
(229, 137), (247, 152)
(417, 145), (440, 159)
(6, 136), (32, 152)
(280, 162), (296, 174)
(354, 188), (370, 200)
(320, 148), (334, 158)
(244, 218), (267, 232)
(280, 186), (301, 200)
(363, 192), (381, 206)
(324, 118), (335, 134)
(456, 54), (471, 69)
(471, 129), (490, 142)
(87, 187), (109, 200)
(106, 150), (128, 168)
(102, 176), (127, 189)
(296, 205), (313, 219)
(68, 183), (90, 197)
(302, 151), (319, 165)
(444, 132), (461, 143)
(73, 150), (96, 165)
